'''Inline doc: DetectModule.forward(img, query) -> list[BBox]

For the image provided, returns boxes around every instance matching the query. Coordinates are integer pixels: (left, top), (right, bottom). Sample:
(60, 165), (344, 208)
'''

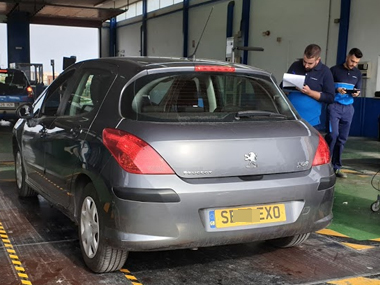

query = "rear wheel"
(78, 183), (128, 273)
(15, 150), (36, 197)
(267, 233), (310, 248)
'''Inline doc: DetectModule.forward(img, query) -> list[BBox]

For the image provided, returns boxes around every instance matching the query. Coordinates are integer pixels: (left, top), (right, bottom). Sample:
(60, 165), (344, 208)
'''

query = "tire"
(371, 201), (380, 212)
(267, 233), (310, 248)
(15, 150), (37, 197)
(78, 183), (128, 273)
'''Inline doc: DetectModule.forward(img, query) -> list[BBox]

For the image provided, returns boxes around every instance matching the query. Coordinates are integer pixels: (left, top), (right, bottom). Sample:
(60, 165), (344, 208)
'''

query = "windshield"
(121, 72), (295, 122)
(0, 69), (29, 95)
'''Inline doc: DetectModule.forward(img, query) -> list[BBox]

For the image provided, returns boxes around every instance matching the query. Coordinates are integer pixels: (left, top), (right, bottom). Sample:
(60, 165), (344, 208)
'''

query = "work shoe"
(335, 169), (347, 178)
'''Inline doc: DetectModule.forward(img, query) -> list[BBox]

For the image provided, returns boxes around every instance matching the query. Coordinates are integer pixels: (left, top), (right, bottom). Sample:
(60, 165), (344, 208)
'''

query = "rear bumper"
(0, 108), (17, 118)
(101, 166), (335, 251)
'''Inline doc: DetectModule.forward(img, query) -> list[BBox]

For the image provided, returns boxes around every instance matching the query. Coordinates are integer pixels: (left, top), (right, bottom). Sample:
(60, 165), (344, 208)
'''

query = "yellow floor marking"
(0, 221), (33, 284)
(317, 229), (349, 238)
(12, 260), (22, 265)
(342, 169), (360, 174)
(18, 273), (29, 279)
(126, 275), (138, 280)
(15, 266), (25, 272)
(371, 238), (380, 242)
(120, 268), (143, 285)
(341, 242), (374, 250)
(328, 276), (380, 284)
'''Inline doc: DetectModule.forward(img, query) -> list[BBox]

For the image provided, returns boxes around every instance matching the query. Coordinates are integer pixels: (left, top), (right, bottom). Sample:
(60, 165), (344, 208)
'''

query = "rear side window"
(64, 69), (114, 116)
(121, 72), (294, 122)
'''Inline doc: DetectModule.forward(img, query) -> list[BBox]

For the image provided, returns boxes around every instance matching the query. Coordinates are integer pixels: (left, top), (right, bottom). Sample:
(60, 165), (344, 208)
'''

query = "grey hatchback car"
(12, 57), (335, 273)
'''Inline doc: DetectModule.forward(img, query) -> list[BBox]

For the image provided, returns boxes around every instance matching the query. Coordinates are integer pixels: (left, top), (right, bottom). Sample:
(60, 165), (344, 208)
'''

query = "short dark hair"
(348, 48), (363, 58)
(304, 44), (321, 59)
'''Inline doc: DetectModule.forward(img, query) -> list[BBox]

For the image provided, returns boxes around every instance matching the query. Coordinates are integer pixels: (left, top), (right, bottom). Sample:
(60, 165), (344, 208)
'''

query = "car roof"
(80, 56), (271, 77)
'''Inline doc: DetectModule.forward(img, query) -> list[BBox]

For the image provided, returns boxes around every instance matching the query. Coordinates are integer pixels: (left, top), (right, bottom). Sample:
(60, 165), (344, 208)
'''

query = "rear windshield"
(0, 69), (29, 95)
(121, 72), (295, 122)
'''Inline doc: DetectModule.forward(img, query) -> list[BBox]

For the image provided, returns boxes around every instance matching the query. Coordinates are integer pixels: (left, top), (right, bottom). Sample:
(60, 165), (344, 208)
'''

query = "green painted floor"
(1, 124), (380, 240)
(328, 137), (380, 240)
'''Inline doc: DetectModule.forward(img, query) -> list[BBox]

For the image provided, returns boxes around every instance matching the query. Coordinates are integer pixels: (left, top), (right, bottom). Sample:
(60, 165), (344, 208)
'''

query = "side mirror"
(16, 103), (34, 119)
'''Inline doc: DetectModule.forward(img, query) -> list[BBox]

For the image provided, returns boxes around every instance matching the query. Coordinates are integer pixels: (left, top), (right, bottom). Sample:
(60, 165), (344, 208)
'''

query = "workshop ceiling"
(0, 0), (140, 27)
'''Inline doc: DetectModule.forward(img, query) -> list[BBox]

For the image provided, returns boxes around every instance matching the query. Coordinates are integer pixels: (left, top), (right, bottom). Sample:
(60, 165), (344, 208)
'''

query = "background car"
(12, 57), (335, 273)
(0, 68), (34, 122)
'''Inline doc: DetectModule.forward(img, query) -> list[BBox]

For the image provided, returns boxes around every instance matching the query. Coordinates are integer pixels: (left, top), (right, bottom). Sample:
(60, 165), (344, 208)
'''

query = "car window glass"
(64, 69), (113, 116)
(124, 72), (293, 122)
(37, 70), (75, 117)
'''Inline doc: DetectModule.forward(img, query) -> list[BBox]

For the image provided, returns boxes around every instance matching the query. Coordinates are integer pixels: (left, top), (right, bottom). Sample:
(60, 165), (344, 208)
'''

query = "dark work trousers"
(325, 103), (355, 171)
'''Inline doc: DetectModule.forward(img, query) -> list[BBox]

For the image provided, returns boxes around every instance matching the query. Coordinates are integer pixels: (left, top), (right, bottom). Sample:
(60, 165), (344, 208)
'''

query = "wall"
(117, 19), (143, 56)
(147, 11), (182, 57)
(187, 1), (230, 60)
(248, 0), (340, 83)
(349, 0), (380, 98)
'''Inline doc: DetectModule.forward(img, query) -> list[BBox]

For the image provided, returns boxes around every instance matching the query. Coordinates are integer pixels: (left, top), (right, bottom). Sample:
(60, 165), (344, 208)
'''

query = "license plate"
(0, 103), (15, 107)
(209, 203), (286, 229)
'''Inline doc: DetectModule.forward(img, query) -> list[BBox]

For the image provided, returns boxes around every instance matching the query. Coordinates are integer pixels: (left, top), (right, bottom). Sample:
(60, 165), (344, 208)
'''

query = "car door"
(42, 62), (117, 211)
(21, 68), (78, 198)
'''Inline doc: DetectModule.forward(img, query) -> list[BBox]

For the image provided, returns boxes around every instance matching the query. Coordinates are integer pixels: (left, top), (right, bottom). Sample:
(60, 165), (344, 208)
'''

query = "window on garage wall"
(117, 0), (183, 21)
(148, 0), (183, 12)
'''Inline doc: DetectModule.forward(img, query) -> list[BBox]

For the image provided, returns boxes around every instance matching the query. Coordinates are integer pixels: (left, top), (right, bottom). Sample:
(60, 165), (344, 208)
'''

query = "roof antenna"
(189, 6), (214, 60)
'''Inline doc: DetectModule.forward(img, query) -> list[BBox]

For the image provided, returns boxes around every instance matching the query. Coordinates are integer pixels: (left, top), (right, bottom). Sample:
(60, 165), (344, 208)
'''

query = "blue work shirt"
(285, 59), (335, 126)
(330, 64), (362, 105)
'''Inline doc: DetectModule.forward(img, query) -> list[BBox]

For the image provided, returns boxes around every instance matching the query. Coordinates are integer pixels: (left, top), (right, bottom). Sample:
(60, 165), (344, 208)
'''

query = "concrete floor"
(1, 123), (380, 285)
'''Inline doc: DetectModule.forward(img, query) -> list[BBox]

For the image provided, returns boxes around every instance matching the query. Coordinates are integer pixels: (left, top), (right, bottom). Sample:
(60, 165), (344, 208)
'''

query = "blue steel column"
(7, 11), (30, 65)
(183, 0), (189, 57)
(226, 1), (235, 38)
(336, 0), (351, 64)
(141, 0), (148, 56)
(109, 17), (117, 57)
(241, 0), (250, 64)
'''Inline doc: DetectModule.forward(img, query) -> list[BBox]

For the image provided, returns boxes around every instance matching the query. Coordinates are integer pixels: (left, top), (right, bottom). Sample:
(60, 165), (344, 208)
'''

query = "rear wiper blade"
(236, 110), (288, 119)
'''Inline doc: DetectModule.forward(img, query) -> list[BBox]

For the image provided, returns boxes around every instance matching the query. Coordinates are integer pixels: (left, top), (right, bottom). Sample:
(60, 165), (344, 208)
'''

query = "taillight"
(26, 86), (34, 98)
(102, 128), (174, 175)
(195, 65), (235, 72)
(312, 133), (331, 166)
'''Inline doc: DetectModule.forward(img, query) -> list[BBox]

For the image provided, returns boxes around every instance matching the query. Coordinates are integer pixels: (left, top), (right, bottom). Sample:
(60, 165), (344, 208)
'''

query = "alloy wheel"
(80, 196), (100, 258)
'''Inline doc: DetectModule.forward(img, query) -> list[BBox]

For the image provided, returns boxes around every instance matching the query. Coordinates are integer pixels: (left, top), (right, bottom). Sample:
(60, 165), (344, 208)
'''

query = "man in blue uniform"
(325, 48), (363, 178)
(284, 44), (335, 128)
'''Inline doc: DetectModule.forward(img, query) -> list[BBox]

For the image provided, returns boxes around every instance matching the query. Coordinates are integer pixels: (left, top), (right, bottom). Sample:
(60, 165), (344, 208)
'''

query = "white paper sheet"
(282, 73), (305, 90)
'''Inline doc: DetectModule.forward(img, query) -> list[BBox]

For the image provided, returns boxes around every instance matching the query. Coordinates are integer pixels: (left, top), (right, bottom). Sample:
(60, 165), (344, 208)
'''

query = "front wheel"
(267, 233), (310, 248)
(15, 150), (36, 197)
(78, 183), (128, 273)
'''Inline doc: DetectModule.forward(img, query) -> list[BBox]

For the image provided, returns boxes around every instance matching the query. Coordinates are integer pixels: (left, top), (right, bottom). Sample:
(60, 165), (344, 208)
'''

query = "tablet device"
(345, 89), (360, 94)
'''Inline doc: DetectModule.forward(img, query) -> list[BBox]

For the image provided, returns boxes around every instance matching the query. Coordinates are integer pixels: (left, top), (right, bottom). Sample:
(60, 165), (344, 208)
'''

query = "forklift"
(9, 63), (45, 99)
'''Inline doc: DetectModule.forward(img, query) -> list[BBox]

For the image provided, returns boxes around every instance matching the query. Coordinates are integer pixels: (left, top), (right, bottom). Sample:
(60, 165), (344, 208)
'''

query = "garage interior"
(1, 0), (380, 284)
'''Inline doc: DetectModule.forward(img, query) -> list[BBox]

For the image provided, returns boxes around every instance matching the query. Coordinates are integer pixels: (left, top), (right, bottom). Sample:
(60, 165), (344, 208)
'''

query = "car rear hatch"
(116, 120), (317, 178)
